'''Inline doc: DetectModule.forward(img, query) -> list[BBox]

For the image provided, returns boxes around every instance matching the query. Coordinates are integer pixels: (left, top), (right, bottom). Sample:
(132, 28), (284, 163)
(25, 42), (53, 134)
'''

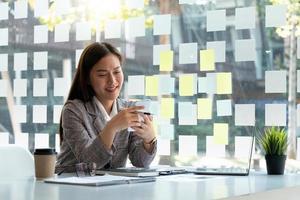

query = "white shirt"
(93, 96), (118, 122)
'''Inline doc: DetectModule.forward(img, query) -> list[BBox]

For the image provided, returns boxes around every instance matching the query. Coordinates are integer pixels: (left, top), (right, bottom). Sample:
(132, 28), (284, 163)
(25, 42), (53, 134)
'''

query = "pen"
(137, 112), (152, 115)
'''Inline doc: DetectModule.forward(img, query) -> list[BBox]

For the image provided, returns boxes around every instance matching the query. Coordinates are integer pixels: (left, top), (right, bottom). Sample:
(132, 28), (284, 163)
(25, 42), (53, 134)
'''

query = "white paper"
(265, 104), (286, 126)
(153, 44), (171, 65)
(14, 105), (27, 123)
(297, 138), (300, 160)
(297, 70), (300, 93)
(206, 73), (217, 95)
(34, 133), (49, 148)
(265, 70), (286, 93)
(206, 10), (226, 32)
(127, 75), (145, 96)
(55, 134), (60, 153)
(0, 28), (8, 46)
(15, 132), (29, 149)
(125, 0), (144, 9)
(14, 0), (28, 19)
(76, 49), (83, 68)
(54, 78), (69, 97)
(34, 0), (48, 17)
(54, 23), (70, 42)
(55, 0), (70, 16)
(178, 135), (197, 156)
(0, 54), (8, 71)
(158, 74), (175, 95)
(0, 132), (9, 145)
(159, 124), (174, 140)
(33, 51), (48, 70)
(76, 22), (91, 41)
(179, 43), (198, 64)
(33, 78), (47, 97)
(157, 138), (170, 156)
(216, 99), (232, 116)
(265, 5), (287, 28)
(125, 16), (145, 38)
(235, 7), (255, 30)
(206, 41), (226, 62)
(153, 14), (171, 35)
(178, 102), (197, 125)
(235, 39), (256, 62)
(235, 104), (255, 126)
(297, 104), (300, 127)
(0, 2), (8, 20)
(0, 79), (8, 97)
(179, 0), (196, 4)
(32, 105), (47, 123)
(198, 77), (207, 93)
(34, 25), (48, 44)
(105, 19), (121, 39)
(235, 136), (253, 159)
(297, 37), (300, 59)
(13, 79), (27, 97)
(205, 136), (226, 157)
(53, 105), (63, 124)
(14, 53), (27, 71)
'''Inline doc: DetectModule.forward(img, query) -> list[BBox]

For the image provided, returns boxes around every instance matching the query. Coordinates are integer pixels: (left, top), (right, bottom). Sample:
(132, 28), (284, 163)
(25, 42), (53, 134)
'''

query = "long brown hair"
(59, 42), (123, 142)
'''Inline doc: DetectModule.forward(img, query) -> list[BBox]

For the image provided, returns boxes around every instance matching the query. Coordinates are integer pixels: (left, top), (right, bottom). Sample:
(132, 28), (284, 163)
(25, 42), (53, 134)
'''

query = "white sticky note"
(206, 73), (217, 94)
(33, 51), (48, 70)
(76, 49), (83, 68)
(53, 105), (63, 124)
(127, 75), (145, 96)
(34, 133), (49, 148)
(0, 54), (8, 71)
(14, 53), (27, 71)
(34, 25), (48, 43)
(206, 41), (226, 62)
(125, 16), (145, 38)
(54, 23), (70, 42)
(55, 0), (70, 16)
(0, 79), (8, 97)
(235, 136), (253, 159)
(125, 0), (144, 9)
(297, 138), (300, 160)
(158, 74), (175, 95)
(206, 10), (226, 32)
(34, 0), (48, 17)
(159, 124), (174, 140)
(14, 105), (27, 123)
(235, 39), (256, 62)
(235, 7), (255, 30)
(179, 43), (198, 64)
(297, 38), (300, 59)
(206, 136), (225, 157)
(76, 22), (91, 41)
(265, 104), (287, 126)
(297, 70), (300, 93)
(0, 132), (9, 145)
(216, 99), (232, 116)
(13, 79), (27, 97)
(178, 102), (197, 125)
(198, 77), (207, 93)
(265, 70), (286, 93)
(178, 135), (197, 156)
(235, 104), (255, 126)
(157, 138), (170, 156)
(105, 19), (121, 39)
(54, 78), (69, 97)
(15, 133), (29, 149)
(33, 78), (48, 97)
(153, 14), (171, 35)
(14, 0), (28, 19)
(33, 105), (47, 123)
(55, 134), (60, 153)
(153, 44), (171, 65)
(265, 5), (287, 27)
(0, 2), (8, 20)
(0, 28), (8, 46)
(297, 104), (300, 127)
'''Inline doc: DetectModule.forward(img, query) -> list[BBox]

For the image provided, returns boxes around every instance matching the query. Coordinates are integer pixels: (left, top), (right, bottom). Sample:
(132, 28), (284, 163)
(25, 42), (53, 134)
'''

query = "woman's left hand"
(131, 114), (156, 143)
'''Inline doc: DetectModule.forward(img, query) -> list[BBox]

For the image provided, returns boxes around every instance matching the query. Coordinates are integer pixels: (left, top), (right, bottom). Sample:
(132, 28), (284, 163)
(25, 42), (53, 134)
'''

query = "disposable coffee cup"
(34, 148), (57, 180)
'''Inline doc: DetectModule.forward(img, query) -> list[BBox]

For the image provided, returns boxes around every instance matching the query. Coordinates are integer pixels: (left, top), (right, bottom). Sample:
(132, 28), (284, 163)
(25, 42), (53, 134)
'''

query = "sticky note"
(33, 78), (48, 97)
(0, 2), (8, 20)
(206, 73), (217, 94)
(0, 28), (8, 46)
(127, 75), (145, 96)
(297, 38), (300, 59)
(0, 79), (8, 97)
(159, 124), (174, 140)
(235, 7), (255, 30)
(125, 0), (144, 9)
(55, 0), (70, 16)
(216, 99), (232, 116)
(198, 77), (207, 93)
(0, 132), (9, 145)
(54, 23), (70, 42)
(76, 49), (83, 68)
(14, 105), (27, 123)
(33, 105), (47, 123)
(34, 133), (49, 148)
(158, 74), (175, 95)
(15, 132), (29, 149)
(200, 49), (215, 71)
(178, 102), (197, 125)
(125, 16), (145, 38)
(235, 104), (255, 126)
(14, 0), (28, 19)
(213, 123), (228, 145)
(235, 39), (256, 62)
(153, 14), (171, 35)
(297, 138), (300, 160)
(55, 134), (60, 153)
(179, 74), (196, 96)
(34, 0), (48, 17)
(53, 105), (63, 124)
(13, 79), (27, 97)
(206, 136), (225, 157)
(0, 54), (8, 71)
(235, 136), (253, 159)
(14, 53), (27, 71)
(297, 104), (300, 127)
(153, 44), (170, 65)
(145, 76), (159, 96)
(54, 78), (69, 97)
(157, 138), (170, 156)
(179, 43), (197, 64)
(197, 98), (212, 119)
(34, 25), (48, 43)
(265, 5), (287, 27)
(206, 10), (226, 32)
(76, 22), (91, 41)
(179, 135), (197, 156)
(265, 104), (286, 126)
(216, 72), (232, 94)
(207, 41), (226, 62)
(105, 19), (121, 39)
(159, 50), (173, 71)
(265, 70), (286, 93)
(160, 98), (174, 119)
(33, 51), (48, 70)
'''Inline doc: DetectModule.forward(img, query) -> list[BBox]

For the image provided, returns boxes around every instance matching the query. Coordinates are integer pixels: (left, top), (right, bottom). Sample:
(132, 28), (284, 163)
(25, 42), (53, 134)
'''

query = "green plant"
(258, 127), (288, 156)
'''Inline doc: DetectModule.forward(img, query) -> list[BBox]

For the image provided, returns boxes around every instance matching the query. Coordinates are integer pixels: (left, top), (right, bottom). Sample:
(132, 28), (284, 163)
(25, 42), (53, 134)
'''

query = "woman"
(55, 42), (157, 173)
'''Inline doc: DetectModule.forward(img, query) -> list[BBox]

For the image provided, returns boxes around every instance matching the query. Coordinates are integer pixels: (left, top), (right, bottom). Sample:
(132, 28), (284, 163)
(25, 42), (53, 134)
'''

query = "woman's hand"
(131, 114), (156, 144)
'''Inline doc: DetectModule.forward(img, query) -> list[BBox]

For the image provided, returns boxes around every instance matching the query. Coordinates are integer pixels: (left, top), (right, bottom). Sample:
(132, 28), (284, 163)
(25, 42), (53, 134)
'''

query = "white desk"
(1, 172), (300, 200)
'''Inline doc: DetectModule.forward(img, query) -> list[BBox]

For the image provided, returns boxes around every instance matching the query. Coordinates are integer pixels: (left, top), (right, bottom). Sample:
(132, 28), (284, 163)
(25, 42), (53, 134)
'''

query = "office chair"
(0, 145), (35, 179)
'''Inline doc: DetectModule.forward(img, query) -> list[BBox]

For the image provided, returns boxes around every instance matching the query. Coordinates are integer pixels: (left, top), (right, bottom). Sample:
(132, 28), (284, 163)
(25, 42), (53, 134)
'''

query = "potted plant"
(258, 127), (288, 175)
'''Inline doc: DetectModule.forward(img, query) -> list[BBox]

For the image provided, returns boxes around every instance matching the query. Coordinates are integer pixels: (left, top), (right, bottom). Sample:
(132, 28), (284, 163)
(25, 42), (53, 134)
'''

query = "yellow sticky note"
(213, 123), (228, 145)
(160, 98), (174, 119)
(200, 49), (215, 71)
(216, 72), (232, 94)
(159, 50), (173, 72)
(197, 98), (212, 119)
(145, 76), (159, 96)
(179, 74), (194, 96)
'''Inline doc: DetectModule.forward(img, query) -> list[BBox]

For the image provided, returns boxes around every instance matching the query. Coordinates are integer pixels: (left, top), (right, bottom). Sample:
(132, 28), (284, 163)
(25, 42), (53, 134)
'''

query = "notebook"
(96, 167), (159, 177)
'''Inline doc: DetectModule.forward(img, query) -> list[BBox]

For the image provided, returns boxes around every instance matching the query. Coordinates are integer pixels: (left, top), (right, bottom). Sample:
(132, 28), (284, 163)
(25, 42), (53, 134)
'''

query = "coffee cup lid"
(34, 148), (57, 155)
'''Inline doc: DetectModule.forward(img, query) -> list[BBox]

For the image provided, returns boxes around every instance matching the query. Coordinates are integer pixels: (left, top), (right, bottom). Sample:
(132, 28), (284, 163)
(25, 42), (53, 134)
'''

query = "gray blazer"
(55, 98), (157, 172)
